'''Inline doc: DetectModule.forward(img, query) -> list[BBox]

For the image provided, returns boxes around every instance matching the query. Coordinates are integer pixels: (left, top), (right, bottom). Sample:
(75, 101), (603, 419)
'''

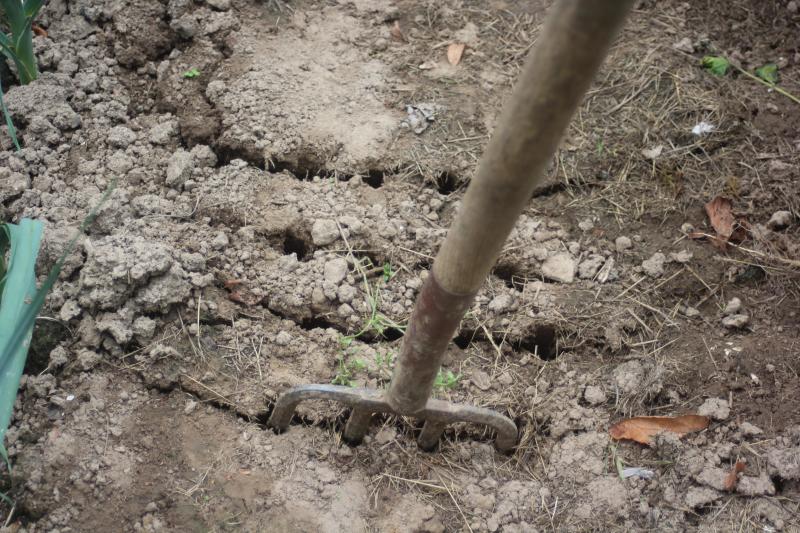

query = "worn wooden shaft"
(386, 0), (634, 414)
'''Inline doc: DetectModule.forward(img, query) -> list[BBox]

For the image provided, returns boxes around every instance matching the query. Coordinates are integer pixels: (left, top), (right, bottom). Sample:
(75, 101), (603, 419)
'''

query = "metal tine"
(417, 419), (447, 451)
(342, 407), (373, 444)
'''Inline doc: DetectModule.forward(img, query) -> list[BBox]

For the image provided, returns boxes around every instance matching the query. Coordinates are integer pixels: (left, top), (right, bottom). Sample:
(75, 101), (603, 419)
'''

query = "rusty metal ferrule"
(385, 271), (476, 414)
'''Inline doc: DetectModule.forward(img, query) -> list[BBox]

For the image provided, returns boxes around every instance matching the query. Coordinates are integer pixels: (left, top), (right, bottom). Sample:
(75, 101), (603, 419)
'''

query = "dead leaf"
(641, 145), (663, 160)
(447, 43), (466, 66)
(724, 460), (746, 491)
(32, 24), (48, 38)
(704, 196), (748, 248)
(609, 415), (710, 445)
(390, 21), (407, 43)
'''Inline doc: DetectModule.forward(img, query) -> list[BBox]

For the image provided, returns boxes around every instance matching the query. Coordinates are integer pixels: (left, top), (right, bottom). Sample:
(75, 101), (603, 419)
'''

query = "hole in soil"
(515, 324), (558, 361)
(214, 143), (266, 169)
(436, 171), (460, 195)
(301, 316), (337, 331)
(26, 320), (72, 374)
(453, 330), (475, 349)
(283, 232), (310, 260)
(530, 181), (566, 198)
(363, 169), (385, 188)
(493, 263), (527, 292)
(771, 475), (796, 494)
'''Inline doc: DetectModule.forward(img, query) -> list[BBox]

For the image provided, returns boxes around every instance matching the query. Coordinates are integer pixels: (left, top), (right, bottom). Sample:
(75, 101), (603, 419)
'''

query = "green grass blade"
(22, 0), (45, 19)
(0, 73), (21, 151)
(0, 220), (44, 454)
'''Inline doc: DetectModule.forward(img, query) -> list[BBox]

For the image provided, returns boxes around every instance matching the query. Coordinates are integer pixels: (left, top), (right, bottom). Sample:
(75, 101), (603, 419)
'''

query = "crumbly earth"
(2, 0), (800, 531)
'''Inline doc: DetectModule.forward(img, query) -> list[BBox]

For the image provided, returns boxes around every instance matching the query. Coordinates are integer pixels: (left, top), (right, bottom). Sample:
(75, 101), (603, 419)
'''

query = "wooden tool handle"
(387, 0), (634, 415)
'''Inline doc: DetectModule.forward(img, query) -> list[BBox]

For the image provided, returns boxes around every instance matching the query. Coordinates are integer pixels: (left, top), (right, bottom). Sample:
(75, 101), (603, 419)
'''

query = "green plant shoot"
(434, 370), (460, 391)
(1, 182), (114, 472)
(755, 63), (778, 84)
(0, 0), (44, 85)
(0, 0), (44, 149)
(182, 68), (200, 79)
(0, 219), (44, 468)
(701, 56), (730, 76)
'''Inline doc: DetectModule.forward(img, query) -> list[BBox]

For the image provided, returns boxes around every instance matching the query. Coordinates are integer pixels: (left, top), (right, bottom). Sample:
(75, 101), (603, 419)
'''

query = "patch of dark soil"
(112, 1), (176, 68)
(26, 320), (72, 374)
(282, 231), (311, 260)
(214, 140), (266, 169)
(668, 329), (800, 435)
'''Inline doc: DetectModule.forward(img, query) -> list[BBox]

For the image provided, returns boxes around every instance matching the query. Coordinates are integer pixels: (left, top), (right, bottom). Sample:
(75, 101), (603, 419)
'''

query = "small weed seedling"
(433, 369), (461, 392)
(182, 68), (201, 79)
(701, 55), (800, 105)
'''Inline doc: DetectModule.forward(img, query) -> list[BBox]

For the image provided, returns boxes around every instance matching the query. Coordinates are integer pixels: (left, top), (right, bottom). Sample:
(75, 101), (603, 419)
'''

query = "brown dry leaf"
(447, 43), (466, 66)
(609, 415), (710, 445)
(32, 24), (48, 38)
(390, 21), (407, 43)
(704, 196), (748, 248)
(723, 460), (746, 491)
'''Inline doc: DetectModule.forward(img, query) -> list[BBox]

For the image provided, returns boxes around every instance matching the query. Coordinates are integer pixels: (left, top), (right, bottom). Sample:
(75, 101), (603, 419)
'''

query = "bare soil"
(2, 0), (800, 531)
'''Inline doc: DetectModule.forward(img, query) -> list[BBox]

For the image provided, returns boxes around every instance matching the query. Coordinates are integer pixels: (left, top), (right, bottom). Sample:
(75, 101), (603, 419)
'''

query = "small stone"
(723, 297), (742, 315)
(60, 299), (82, 321)
(766, 210), (792, 231)
(685, 486), (722, 508)
(583, 385), (607, 406)
(337, 284), (356, 303)
(77, 349), (101, 371)
(722, 314), (749, 329)
(578, 255), (604, 279)
(190, 145), (218, 167)
(737, 473), (776, 496)
(311, 219), (339, 246)
(166, 149), (193, 188)
(184, 400), (198, 415)
(324, 258), (349, 284)
(471, 370), (491, 391)
(375, 427), (396, 445)
(48, 346), (69, 368)
(149, 121), (177, 145)
(541, 252), (575, 283)
(211, 231), (229, 249)
(275, 331), (292, 346)
(641, 252), (666, 277)
(698, 397), (730, 420)
(488, 293), (512, 313)
(685, 306), (700, 317)
(132, 316), (156, 340)
(107, 125), (137, 148)
(673, 37), (695, 53)
(669, 250), (693, 263)
(497, 372), (513, 386)
(740, 422), (763, 436)
(789, 1), (798, 13)
(615, 236), (632, 252)
(145, 502), (159, 513)
(578, 219), (594, 232)
(680, 223), (695, 234)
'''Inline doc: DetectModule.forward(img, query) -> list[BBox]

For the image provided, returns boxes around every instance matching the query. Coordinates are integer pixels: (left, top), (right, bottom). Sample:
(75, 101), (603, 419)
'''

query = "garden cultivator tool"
(268, 0), (633, 452)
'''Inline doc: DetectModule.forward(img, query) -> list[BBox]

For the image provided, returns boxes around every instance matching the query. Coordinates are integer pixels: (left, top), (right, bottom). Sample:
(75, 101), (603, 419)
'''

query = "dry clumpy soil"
(2, 0), (800, 531)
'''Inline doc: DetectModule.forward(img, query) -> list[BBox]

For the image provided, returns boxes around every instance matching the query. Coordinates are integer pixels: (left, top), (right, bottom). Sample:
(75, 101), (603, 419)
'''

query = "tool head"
(268, 384), (518, 452)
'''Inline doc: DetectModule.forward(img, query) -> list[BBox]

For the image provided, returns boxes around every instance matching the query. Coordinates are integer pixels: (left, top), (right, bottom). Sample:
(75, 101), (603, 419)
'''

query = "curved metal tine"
(421, 399), (519, 452)
(267, 384), (387, 432)
(343, 408), (373, 444)
(417, 419), (447, 451)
